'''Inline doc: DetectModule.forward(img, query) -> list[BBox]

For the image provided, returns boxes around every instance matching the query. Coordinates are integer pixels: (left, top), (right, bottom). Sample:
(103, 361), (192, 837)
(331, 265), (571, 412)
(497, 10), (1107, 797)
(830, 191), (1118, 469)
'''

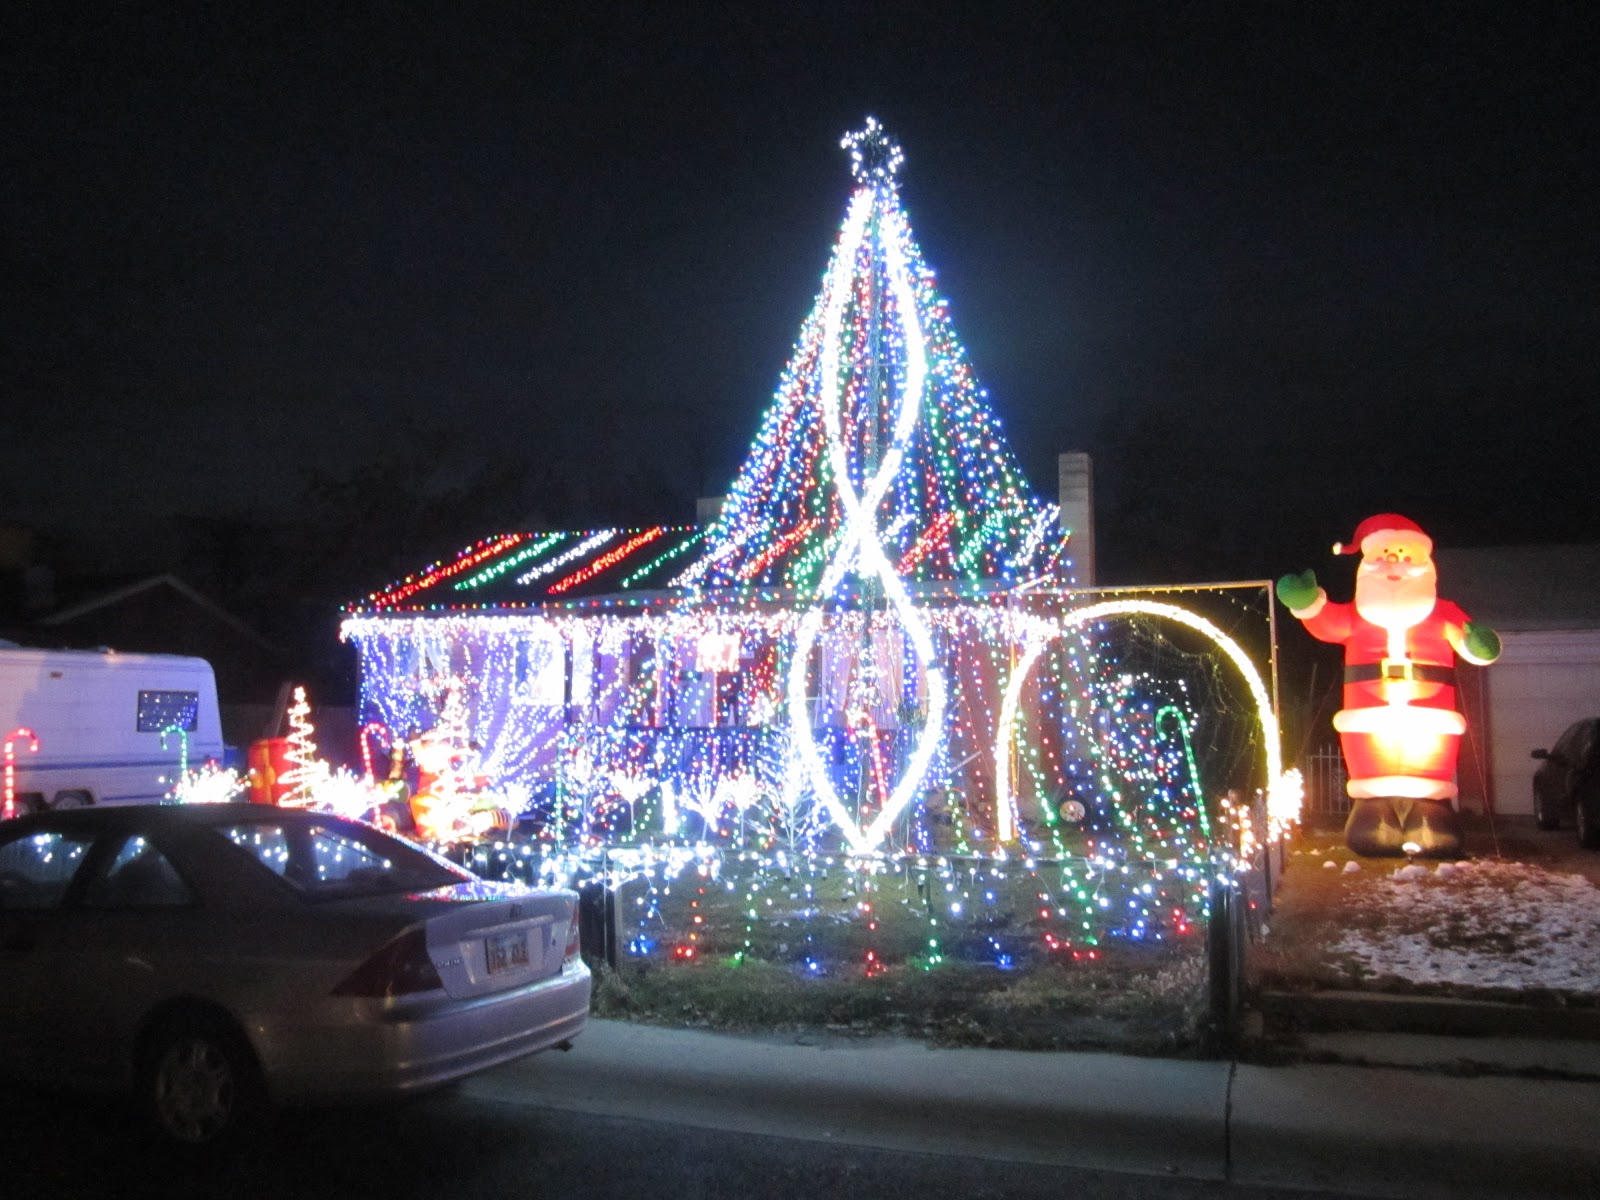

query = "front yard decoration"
(1277, 513), (1500, 857)
(169, 760), (246, 804)
(339, 121), (1297, 981)
(277, 685), (323, 806)
(4, 726), (40, 819)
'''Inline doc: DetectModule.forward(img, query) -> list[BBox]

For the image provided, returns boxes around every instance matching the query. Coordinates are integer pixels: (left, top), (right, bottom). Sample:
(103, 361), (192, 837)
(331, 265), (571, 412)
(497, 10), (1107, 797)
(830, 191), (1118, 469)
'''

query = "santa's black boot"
(1344, 797), (1408, 857)
(1399, 798), (1463, 859)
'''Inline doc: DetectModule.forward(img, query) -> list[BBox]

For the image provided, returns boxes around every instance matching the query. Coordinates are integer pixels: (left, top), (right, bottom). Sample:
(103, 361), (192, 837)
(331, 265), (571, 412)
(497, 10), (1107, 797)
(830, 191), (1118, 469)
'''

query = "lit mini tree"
(279, 686), (322, 807)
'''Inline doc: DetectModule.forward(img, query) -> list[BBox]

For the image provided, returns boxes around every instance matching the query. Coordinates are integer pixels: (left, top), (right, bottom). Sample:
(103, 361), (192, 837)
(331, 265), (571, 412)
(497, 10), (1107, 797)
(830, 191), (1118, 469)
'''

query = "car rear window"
(0, 830), (96, 910)
(82, 835), (194, 909)
(216, 819), (468, 899)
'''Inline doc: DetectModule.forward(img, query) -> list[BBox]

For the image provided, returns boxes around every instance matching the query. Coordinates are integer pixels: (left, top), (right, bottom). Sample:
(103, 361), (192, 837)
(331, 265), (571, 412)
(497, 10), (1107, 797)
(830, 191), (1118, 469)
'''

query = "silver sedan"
(0, 803), (589, 1144)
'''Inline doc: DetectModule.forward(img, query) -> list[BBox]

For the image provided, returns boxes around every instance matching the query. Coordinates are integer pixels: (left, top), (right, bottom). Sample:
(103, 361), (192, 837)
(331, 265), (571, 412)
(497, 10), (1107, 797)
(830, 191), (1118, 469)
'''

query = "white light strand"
(515, 530), (618, 586)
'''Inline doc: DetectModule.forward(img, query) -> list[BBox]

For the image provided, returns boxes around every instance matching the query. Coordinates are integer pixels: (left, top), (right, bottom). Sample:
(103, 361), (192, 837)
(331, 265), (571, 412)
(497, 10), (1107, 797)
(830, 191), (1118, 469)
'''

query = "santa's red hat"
(1333, 513), (1429, 556)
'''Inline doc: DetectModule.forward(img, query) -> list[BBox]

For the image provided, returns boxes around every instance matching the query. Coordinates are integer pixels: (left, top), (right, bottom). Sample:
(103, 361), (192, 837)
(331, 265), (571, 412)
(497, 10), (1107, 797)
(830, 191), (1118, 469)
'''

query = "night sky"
(4, 3), (1596, 586)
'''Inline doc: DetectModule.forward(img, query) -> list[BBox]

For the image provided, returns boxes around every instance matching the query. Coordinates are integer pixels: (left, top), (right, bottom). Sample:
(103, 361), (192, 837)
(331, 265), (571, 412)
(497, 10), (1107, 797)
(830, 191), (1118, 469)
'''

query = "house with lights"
(342, 122), (1233, 860)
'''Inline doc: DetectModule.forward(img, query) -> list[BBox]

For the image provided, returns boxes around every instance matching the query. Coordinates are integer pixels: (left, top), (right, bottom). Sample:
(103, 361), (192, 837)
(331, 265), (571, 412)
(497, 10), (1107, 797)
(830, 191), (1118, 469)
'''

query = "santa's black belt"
(1344, 663), (1456, 685)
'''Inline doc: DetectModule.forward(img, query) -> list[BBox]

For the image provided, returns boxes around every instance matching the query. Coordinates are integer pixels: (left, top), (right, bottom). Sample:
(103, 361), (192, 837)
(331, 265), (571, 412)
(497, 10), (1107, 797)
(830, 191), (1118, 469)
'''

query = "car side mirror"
(1531, 748), (1549, 760)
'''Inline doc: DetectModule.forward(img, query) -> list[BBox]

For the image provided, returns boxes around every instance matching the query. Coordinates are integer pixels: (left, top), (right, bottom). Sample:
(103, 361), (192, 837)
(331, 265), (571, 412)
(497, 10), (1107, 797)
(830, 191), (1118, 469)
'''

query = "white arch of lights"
(785, 185), (948, 856)
(994, 599), (1295, 845)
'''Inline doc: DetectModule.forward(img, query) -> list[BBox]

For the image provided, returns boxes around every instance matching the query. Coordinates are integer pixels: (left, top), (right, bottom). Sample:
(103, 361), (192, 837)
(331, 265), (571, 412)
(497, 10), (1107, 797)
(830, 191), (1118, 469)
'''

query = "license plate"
(484, 929), (529, 975)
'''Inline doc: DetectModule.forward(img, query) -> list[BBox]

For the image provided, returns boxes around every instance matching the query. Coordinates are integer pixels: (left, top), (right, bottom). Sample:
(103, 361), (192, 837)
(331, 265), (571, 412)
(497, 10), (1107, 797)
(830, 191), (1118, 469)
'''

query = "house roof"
(351, 526), (707, 613)
(348, 519), (1069, 616)
(1435, 544), (1600, 632)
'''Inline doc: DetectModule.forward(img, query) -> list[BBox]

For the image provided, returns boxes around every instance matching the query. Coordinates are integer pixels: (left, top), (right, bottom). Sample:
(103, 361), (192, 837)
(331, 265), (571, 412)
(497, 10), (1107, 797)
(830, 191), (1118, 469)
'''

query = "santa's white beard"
(1354, 570), (1436, 633)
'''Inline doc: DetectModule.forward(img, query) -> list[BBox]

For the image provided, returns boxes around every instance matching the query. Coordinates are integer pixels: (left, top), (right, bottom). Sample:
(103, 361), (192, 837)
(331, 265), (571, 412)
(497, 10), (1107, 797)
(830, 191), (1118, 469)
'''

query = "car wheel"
(1533, 786), (1561, 831)
(1577, 796), (1600, 851)
(140, 1014), (263, 1146)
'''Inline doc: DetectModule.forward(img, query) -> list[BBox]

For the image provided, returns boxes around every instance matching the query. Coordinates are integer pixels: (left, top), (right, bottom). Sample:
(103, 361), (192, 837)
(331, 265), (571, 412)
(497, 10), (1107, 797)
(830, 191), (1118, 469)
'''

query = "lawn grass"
(590, 944), (1210, 1054)
(1250, 818), (1600, 1007)
(503, 831), (1220, 1052)
(609, 841), (1209, 970)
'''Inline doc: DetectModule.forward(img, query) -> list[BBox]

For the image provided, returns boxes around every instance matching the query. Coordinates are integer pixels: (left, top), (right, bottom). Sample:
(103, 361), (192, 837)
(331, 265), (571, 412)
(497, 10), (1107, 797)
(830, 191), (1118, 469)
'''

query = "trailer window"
(137, 690), (200, 733)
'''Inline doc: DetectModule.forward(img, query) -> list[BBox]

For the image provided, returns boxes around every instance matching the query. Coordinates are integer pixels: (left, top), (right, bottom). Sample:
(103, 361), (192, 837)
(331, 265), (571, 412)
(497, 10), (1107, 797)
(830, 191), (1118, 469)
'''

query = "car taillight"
(564, 903), (581, 965)
(332, 928), (444, 997)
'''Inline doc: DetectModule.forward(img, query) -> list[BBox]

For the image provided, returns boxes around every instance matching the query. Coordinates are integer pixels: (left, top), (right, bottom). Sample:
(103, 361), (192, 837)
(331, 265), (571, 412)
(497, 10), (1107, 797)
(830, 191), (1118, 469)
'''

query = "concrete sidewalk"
(466, 1019), (1600, 1199)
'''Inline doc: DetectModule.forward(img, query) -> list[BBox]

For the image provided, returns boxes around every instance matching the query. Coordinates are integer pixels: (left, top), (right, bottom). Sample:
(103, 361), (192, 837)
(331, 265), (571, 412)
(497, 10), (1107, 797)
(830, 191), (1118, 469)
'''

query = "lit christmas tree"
(279, 686), (322, 807)
(680, 117), (1066, 595)
(665, 120), (1068, 852)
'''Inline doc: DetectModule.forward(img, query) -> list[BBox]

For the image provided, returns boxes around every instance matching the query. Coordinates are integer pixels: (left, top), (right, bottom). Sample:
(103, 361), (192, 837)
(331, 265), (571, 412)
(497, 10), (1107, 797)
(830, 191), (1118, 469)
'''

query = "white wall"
(1484, 630), (1600, 815)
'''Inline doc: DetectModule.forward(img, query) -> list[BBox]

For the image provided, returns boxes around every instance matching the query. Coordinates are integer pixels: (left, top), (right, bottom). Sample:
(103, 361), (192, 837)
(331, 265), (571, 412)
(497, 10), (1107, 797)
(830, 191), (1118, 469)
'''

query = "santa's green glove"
(1275, 570), (1319, 612)
(1462, 621), (1501, 663)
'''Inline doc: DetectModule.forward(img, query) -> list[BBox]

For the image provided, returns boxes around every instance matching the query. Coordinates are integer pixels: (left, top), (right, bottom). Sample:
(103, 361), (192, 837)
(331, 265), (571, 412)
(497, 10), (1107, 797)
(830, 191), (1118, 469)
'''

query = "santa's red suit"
(1297, 595), (1472, 800)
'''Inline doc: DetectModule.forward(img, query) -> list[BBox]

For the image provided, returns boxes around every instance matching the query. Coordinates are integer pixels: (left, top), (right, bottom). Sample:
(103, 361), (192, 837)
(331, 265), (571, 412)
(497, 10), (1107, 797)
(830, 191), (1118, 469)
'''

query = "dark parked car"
(1531, 717), (1600, 848)
(0, 804), (589, 1144)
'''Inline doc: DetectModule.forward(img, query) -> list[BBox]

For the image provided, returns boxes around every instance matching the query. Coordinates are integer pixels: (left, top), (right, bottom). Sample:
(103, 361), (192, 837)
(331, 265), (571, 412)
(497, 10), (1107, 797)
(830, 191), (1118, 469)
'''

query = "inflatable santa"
(1277, 514), (1499, 857)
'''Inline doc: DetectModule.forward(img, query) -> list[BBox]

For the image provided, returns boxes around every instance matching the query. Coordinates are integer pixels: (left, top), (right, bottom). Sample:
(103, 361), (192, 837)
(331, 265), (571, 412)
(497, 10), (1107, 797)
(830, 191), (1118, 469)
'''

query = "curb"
(1256, 988), (1600, 1040)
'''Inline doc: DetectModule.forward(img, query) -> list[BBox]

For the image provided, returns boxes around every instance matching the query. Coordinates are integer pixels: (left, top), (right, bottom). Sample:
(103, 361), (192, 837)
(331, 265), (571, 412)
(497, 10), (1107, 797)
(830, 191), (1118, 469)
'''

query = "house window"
(513, 634), (567, 707)
(137, 690), (200, 733)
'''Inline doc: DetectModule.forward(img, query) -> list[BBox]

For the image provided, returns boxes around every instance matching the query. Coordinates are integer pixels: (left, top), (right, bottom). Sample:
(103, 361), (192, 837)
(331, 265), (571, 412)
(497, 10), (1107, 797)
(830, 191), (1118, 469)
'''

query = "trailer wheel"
(51, 790), (92, 809)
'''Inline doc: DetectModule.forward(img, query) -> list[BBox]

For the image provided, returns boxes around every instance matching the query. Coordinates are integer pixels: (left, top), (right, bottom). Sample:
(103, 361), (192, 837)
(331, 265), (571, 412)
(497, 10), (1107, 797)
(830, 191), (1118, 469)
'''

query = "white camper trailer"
(0, 644), (225, 812)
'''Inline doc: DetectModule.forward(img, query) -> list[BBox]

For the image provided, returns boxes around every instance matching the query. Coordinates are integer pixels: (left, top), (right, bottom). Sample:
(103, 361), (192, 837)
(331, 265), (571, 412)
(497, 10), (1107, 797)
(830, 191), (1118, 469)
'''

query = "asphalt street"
(0, 1077), (1370, 1200)
(4, 1019), (1598, 1199)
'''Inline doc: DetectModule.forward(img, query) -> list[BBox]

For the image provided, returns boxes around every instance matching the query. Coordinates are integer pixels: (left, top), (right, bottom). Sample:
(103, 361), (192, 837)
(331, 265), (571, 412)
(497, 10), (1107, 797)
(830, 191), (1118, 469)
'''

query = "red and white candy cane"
(360, 722), (393, 826)
(360, 722), (392, 782)
(4, 727), (40, 820)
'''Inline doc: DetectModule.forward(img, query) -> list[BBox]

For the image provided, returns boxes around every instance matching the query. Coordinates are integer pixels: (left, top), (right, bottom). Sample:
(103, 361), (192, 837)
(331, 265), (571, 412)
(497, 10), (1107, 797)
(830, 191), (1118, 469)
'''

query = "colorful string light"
(334, 120), (1293, 977)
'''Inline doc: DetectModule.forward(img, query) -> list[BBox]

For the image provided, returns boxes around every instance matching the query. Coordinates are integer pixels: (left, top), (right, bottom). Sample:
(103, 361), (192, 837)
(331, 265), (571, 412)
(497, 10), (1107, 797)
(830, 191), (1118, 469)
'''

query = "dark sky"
(4, 2), (1596, 584)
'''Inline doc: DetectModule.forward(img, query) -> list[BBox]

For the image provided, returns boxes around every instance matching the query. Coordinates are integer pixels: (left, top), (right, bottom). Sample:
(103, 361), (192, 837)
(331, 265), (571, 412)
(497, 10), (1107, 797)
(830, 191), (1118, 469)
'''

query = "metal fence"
(1302, 745), (1349, 819)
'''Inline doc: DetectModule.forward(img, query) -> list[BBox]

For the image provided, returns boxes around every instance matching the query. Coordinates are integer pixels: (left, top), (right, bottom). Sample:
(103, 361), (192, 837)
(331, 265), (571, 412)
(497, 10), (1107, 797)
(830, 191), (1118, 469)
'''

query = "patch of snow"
(1328, 861), (1600, 994)
(1392, 864), (1430, 881)
(1342, 861), (1361, 874)
(1323, 859), (1338, 869)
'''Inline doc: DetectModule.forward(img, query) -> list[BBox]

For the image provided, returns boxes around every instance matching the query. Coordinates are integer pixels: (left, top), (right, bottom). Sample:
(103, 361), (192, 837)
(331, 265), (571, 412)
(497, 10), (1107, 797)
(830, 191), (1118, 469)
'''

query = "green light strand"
(455, 532), (567, 591)
(622, 530), (706, 588)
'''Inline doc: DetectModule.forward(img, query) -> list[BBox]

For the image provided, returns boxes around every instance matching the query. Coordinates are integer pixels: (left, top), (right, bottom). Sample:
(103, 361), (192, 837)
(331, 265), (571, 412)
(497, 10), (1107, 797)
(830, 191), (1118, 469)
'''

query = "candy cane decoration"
(360, 722), (392, 782)
(360, 721), (393, 825)
(161, 724), (190, 780)
(4, 727), (40, 820)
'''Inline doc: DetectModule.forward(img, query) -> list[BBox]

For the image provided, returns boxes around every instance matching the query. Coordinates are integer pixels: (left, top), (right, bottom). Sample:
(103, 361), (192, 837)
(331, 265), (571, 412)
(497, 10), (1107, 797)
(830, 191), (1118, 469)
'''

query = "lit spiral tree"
(689, 118), (1059, 853)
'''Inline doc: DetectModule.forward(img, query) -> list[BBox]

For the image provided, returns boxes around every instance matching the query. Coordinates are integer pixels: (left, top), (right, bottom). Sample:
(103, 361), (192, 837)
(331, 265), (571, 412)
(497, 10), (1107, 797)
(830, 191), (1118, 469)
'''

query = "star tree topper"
(841, 117), (904, 185)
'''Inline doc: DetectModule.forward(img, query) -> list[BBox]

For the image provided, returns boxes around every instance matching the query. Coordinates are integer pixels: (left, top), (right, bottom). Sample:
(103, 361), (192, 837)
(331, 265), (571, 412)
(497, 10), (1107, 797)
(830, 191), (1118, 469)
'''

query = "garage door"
(1484, 630), (1600, 815)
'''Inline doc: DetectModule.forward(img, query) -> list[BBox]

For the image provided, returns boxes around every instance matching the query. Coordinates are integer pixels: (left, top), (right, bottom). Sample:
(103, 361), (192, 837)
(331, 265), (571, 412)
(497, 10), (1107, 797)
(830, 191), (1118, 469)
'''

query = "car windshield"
(1553, 721), (1598, 763)
(215, 817), (471, 900)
